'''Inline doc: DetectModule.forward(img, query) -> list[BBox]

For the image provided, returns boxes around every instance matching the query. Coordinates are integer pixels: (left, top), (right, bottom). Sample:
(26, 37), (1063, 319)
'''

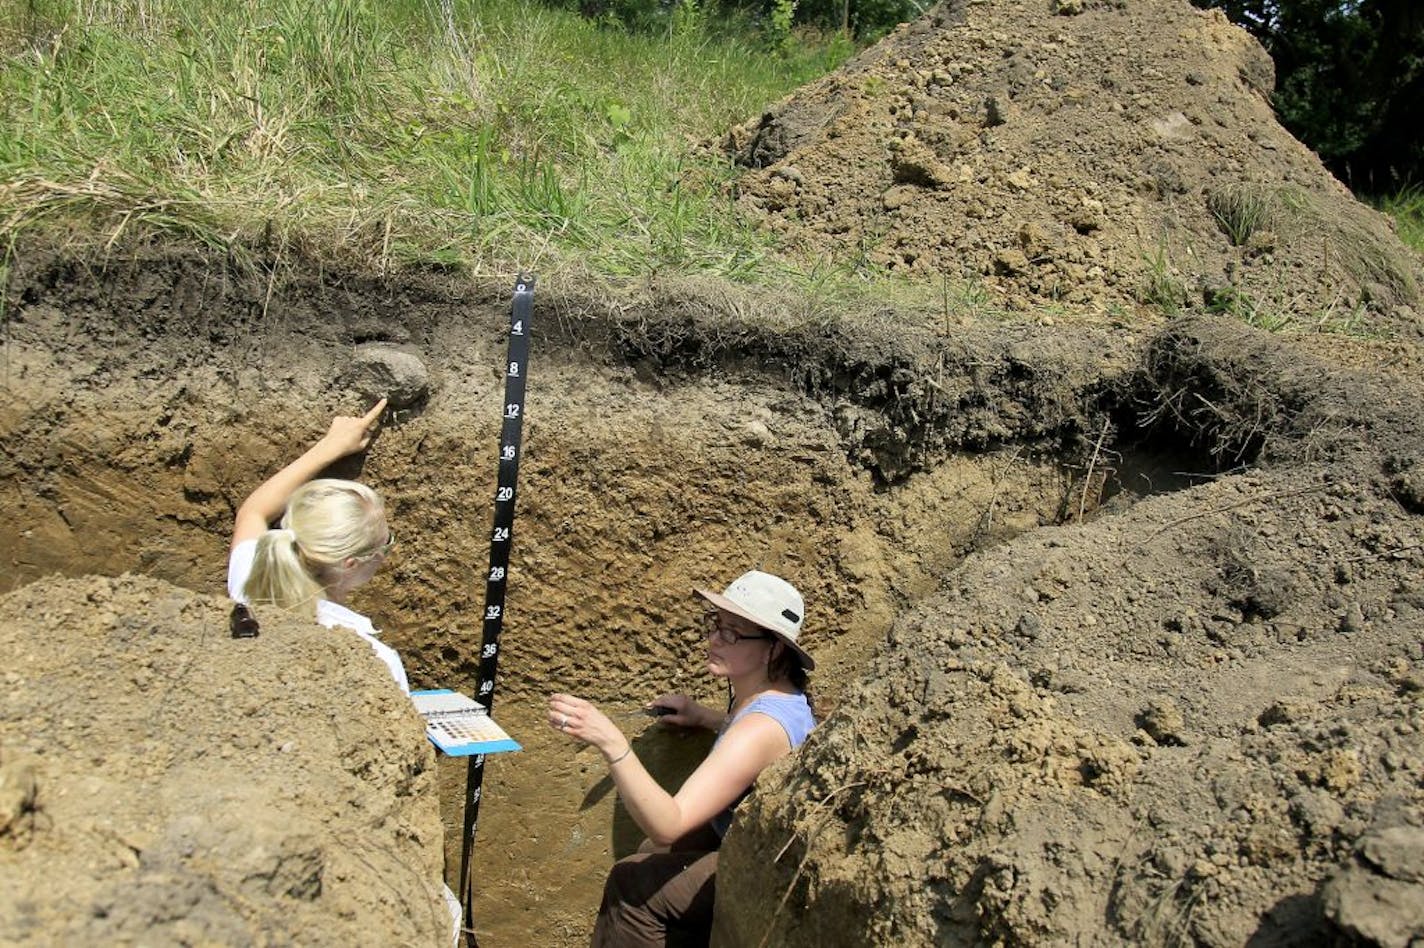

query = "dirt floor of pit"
(1, 244), (1192, 945)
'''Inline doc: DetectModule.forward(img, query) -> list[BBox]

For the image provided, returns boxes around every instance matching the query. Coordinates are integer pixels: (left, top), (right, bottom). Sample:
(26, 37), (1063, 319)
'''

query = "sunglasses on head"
(357, 532), (396, 560)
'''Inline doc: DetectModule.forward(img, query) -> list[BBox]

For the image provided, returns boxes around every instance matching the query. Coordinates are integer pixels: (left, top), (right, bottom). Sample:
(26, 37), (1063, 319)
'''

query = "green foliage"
(769, 0), (797, 51)
(1206, 185), (1274, 246)
(1375, 186), (1424, 254)
(793, 0), (929, 39)
(1138, 241), (1188, 315)
(0, 0), (854, 279)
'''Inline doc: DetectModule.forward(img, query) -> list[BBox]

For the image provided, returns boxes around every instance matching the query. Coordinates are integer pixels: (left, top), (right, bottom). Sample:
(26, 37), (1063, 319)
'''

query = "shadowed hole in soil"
(0, 250), (1243, 945)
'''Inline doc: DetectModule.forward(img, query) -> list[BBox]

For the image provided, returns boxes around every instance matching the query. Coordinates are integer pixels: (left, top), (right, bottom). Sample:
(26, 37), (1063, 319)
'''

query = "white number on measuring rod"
(479, 681), (494, 695)
(485, 606), (502, 620)
(492, 527), (510, 542)
(508, 361), (520, 377)
(489, 566), (506, 581)
(511, 320), (524, 335)
(500, 445), (516, 461)
(482, 643), (498, 658)
(503, 404), (520, 419)
(496, 486), (514, 501)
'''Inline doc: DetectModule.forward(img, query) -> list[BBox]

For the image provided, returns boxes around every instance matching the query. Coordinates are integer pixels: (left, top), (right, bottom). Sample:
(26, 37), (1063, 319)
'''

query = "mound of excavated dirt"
(716, 324), (1424, 946)
(726, 0), (1424, 335)
(0, 574), (451, 946)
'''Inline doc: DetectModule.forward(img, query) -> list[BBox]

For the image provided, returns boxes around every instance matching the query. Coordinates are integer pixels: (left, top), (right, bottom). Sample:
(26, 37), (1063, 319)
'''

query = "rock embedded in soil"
(1322, 825), (1424, 948)
(339, 342), (431, 410)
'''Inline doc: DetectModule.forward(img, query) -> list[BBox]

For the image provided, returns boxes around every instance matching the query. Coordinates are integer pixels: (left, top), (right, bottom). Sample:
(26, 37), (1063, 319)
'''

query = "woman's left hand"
(548, 693), (626, 760)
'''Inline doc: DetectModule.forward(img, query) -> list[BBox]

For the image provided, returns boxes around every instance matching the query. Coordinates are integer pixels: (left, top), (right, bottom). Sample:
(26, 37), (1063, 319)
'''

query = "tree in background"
(1195, 0), (1423, 192)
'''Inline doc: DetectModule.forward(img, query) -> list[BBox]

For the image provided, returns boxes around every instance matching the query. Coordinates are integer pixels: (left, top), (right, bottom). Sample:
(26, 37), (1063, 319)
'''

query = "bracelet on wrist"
(608, 745), (632, 766)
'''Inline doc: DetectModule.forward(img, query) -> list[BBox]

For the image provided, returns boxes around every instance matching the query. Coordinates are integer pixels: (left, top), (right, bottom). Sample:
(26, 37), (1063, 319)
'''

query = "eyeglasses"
(230, 602), (260, 639)
(701, 609), (770, 646)
(363, 531), (395, 559)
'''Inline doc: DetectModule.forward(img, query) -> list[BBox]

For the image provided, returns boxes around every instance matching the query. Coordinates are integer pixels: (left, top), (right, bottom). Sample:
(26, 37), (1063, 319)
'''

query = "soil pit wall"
(0, 248), (1180, 945)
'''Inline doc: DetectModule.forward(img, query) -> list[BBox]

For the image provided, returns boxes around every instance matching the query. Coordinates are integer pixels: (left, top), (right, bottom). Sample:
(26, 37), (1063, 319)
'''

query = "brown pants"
(590, 828), (721, 948)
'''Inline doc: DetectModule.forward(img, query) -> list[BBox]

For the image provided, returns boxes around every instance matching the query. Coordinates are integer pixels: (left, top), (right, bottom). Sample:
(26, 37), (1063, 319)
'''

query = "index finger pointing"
(362, 397), (389, 424)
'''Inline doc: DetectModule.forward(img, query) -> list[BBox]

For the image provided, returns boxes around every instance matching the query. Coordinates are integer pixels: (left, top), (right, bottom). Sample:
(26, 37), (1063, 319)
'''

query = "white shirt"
(227, 539), (410, 694)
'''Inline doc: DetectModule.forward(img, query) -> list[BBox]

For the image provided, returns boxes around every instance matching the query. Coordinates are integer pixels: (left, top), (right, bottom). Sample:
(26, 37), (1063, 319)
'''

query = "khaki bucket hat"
(693, 570), (815, 670)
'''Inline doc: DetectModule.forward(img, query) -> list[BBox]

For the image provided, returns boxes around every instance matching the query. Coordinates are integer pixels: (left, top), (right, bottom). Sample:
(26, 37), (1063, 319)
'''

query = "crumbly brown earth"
(3, 0), (1424, 945)
(0, 573), (450, 946)
(725, 0), (1423, 335)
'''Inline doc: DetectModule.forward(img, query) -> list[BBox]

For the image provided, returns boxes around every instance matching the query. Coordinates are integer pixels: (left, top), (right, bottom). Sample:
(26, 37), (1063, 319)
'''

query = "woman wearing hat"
(548, 569), (816, 947)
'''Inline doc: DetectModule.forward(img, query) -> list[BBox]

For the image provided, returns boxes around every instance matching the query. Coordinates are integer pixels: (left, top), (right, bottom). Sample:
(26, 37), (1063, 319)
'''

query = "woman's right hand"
(649, 693), (716, 730)
(320, 398), (388, 457)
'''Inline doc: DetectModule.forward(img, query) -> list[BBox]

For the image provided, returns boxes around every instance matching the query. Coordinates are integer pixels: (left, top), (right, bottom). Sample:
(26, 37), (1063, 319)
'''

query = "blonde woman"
(227, 398), (408, 693)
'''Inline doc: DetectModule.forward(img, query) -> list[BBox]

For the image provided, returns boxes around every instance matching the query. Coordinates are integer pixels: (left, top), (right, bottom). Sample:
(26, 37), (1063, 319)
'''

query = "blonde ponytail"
(242, 479), (386, 611)
(246, 529), (324, 611)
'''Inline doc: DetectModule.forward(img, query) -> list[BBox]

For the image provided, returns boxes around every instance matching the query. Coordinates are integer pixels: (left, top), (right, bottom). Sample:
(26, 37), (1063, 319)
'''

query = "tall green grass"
(0, 0), (852, 280)
(1376, 186), (1424, 256)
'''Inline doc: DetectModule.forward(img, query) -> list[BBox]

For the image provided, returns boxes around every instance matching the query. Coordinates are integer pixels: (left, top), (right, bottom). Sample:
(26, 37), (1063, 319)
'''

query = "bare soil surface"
(0, 573), (450, 946)
(4, 0), (1424, 945)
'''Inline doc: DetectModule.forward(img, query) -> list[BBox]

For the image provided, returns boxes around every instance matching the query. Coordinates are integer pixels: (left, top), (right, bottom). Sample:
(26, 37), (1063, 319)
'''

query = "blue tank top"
(710, 691), (815, 838)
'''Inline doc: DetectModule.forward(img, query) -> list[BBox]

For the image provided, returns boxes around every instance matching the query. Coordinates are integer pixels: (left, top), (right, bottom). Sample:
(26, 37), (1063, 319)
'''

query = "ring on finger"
(559, 714), (569, 729)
